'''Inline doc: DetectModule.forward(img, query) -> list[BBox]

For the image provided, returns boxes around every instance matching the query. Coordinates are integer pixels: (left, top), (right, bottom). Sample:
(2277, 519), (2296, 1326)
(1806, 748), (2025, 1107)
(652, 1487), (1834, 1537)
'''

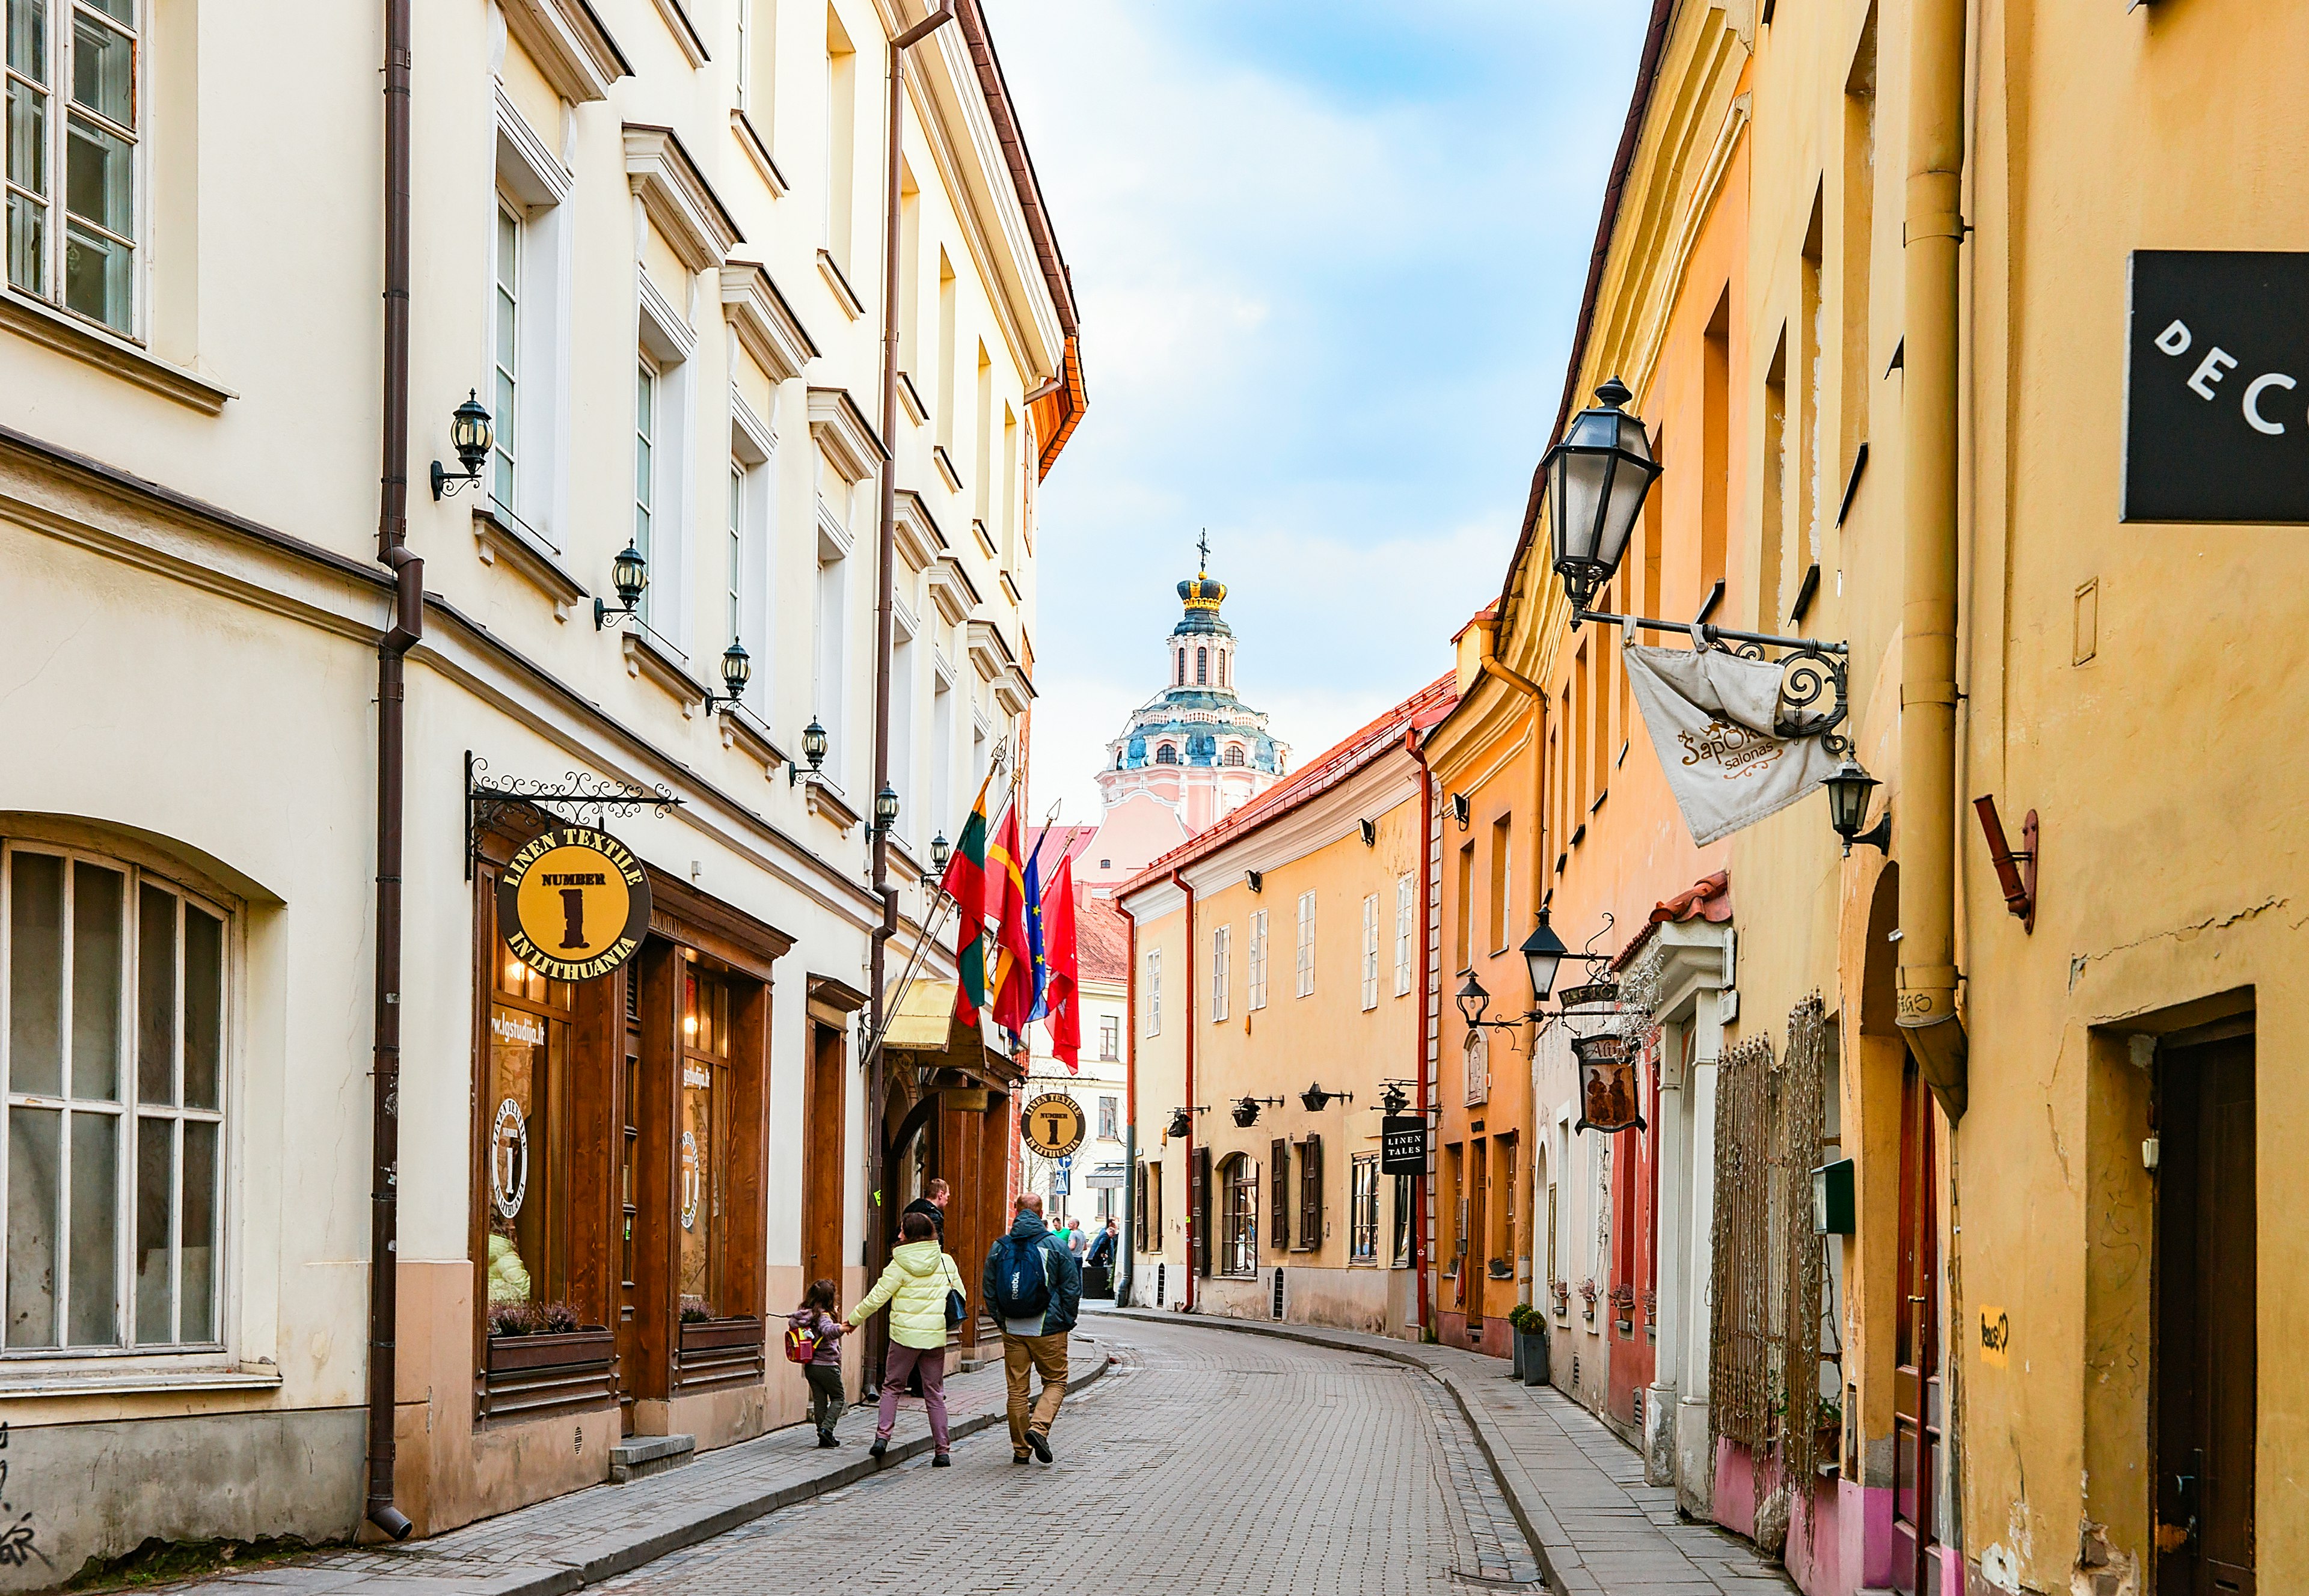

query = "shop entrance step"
(610, 1432), (696, 1483)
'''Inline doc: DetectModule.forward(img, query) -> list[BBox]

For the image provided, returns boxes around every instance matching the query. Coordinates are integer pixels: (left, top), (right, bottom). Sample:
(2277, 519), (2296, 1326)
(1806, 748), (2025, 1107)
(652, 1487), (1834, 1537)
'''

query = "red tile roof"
(1072, 884), (1130, 982)
(1611, 871), (1732, 969)
(1120, 673), (1459, 895)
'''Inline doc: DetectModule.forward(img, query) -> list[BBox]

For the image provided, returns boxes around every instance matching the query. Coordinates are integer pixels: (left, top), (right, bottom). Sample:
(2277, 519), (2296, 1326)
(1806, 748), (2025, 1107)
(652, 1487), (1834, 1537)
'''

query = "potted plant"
(1578, 1278), (1599, 1322)
(1509, 1303), (1550, 1388)
(1551, 1279), (1571, 1317)
(1506, 1303), (1530, 1378)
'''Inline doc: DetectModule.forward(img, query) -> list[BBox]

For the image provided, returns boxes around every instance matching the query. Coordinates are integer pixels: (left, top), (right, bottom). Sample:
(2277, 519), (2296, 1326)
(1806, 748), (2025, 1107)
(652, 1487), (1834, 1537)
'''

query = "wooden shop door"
(1890, 1059), (1942, 1594)
(2156, 1035), (2255, 1596)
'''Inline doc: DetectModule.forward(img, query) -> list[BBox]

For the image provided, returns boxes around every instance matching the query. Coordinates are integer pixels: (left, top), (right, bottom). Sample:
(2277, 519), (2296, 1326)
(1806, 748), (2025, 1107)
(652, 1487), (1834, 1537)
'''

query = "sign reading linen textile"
(1624, 646), (1841, 848)
(496, 824), (652, 982)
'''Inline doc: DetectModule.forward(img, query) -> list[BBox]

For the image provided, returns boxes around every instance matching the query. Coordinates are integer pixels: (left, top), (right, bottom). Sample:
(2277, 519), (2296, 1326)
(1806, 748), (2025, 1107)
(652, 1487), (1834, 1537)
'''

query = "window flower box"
(480, 1326), (615, 1420)
(676, 1314), (765, 1392)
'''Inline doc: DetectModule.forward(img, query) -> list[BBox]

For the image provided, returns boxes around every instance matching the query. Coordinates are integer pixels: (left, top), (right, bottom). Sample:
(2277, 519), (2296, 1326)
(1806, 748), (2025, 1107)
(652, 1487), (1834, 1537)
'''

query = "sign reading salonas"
(497, 824), (652, 982)
(2126, 251), (2309, 522)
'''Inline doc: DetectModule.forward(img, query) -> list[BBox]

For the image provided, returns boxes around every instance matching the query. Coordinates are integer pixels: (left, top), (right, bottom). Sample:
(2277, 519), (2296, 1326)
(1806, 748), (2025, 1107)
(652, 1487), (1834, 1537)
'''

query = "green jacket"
(849, 1240), (964, 1351)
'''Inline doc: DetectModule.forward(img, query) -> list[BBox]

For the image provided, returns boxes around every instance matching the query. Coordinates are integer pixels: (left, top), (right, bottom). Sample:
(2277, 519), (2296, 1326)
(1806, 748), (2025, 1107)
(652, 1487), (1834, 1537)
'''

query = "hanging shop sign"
(496, 824), (652, 982)
(1625, 646), (1842, 848)
(1380, 1114), (1430, 1176)
(1572, 1032), (1646, 1134)
(2126, 250), (2309, 523)
(1022, 1092), (1086, 1159)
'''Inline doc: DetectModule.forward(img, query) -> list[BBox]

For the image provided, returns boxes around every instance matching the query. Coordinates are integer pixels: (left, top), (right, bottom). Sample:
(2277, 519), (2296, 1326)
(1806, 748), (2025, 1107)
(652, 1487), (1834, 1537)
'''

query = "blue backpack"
(992, 1234), (1052, 1321)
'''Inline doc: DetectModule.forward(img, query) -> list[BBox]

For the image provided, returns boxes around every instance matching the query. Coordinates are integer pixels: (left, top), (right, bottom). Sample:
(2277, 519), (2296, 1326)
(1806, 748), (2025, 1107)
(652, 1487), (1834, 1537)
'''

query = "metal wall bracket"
(464, 750), (682, 881)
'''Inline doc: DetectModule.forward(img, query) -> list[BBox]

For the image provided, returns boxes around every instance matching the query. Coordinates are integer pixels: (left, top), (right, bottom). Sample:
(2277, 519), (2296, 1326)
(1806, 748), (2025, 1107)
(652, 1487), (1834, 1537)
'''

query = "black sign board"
(1380, 1115), (1429, 1176)
(2126, 250), (2309, 522)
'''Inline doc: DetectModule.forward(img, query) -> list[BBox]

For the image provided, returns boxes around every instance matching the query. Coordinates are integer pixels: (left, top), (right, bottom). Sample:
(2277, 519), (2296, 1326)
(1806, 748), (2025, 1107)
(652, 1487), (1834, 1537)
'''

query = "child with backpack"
(785, 1279), (852, 1448)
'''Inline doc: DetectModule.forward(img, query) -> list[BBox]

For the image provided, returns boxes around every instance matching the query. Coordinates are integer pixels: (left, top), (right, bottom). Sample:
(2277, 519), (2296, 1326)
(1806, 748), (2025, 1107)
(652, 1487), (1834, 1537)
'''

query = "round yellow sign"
(497, 825), (652, 982)
(1022, 1092), (1087, 1159)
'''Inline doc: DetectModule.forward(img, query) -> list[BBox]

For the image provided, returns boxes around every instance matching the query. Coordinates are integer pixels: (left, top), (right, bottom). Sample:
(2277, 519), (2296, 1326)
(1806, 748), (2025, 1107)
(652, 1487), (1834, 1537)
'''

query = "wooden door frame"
(1892, 1057), (1942, 1593)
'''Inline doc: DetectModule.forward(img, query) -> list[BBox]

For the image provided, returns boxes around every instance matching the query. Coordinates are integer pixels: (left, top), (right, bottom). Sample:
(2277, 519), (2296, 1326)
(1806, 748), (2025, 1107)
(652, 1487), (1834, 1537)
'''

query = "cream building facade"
(0, 0), (1079, 1581)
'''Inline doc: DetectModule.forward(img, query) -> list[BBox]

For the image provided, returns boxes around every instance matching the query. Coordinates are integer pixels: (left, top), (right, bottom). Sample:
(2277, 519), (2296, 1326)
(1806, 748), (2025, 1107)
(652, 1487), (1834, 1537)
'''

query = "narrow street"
(598, 1314), (1536, 1596)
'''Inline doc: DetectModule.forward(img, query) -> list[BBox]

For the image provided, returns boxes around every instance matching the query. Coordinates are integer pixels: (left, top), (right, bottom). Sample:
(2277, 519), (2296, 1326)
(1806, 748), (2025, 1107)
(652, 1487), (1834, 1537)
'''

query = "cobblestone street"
(593, 1314), (1539, 1596)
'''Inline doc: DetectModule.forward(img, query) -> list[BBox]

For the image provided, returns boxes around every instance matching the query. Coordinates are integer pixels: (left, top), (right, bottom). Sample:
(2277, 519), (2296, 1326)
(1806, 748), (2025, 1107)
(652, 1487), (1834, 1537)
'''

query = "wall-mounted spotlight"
(1245, 870), (1263, 894)
(1451, 793), (1471, 830)
(1358, 818), (1377, 847)
(429, 391), (494, 500)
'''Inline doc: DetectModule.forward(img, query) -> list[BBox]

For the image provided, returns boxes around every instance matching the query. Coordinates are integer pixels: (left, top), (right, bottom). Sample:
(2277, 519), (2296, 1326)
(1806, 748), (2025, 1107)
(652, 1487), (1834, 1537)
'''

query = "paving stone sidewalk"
(1092, 1305), (1793, 1596)
(168, 1333), (1117, 1596)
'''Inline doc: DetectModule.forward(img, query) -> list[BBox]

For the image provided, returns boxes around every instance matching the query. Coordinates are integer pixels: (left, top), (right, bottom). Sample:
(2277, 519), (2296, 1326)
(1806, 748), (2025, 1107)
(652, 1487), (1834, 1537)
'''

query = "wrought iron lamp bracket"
(465, 751), (682, 881)
(1574, 607), (1853, 757)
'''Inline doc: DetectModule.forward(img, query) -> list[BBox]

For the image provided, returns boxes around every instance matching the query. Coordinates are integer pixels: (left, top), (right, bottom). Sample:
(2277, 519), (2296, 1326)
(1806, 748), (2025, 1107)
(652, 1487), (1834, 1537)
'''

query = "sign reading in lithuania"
(497, 825), (652, 982)
(2126, 251), (2309, 522)
(1021, 1093), (1086, 1159)
(1380, 1115), (1429, 1176)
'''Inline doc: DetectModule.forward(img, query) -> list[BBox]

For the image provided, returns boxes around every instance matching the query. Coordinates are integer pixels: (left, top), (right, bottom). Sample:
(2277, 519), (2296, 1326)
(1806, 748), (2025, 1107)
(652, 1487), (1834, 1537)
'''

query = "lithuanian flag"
(986, 801), (1036, 1036)
(942, 768), (996, 1024)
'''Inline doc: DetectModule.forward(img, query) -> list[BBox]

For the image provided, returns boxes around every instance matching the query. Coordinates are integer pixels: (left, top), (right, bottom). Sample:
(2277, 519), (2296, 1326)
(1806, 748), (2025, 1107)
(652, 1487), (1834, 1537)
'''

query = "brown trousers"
(1002, 1331), (1069, 1451)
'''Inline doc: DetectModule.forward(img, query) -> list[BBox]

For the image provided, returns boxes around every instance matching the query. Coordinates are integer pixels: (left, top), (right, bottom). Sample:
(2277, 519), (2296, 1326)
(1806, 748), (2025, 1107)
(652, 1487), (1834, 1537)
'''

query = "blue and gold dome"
(1171, 565), (1232, 637)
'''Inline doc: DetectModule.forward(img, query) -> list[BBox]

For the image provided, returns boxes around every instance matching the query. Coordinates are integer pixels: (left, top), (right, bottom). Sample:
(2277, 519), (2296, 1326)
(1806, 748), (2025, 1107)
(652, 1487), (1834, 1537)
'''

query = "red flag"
(1044, 857), (1081, 1072)
(942, 768), (997, 1025)
(987, 803), (1036, 1035)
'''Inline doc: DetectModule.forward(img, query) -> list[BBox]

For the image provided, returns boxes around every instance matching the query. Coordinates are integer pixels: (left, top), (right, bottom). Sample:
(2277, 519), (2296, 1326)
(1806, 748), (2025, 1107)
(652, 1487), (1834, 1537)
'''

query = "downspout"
(1403, 729), (1434, 1339)
(1477, 626), (1550, 1057)
(1170, 868), (1195, 1311)
(1117, 899), (1136, 1306)
(1898, 0), (1969, 1119)
(364, 0), (418, 1541)
(863, 0), (955, 1385)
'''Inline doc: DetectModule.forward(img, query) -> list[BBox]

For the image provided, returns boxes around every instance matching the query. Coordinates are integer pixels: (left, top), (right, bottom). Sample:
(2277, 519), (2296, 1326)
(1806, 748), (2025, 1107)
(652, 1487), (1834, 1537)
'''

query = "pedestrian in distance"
(984, 1191), (1081, 1465)
(902, 1176), (950, 1245)
(1086, 1217), (1117, 1268)
(847, 1211), (967, 1466)
(785, 1278), (853, 1448)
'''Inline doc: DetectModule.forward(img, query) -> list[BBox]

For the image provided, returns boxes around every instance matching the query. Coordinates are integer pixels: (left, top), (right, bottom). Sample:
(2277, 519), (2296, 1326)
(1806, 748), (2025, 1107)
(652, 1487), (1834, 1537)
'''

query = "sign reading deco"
(1022, 1092), (1086, 1159)
(496, 824), (652, 982)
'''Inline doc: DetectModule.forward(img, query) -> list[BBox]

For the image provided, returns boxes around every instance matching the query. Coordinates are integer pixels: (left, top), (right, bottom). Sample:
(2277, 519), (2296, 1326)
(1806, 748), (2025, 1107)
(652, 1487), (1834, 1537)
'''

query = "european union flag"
(1023, 849), (1050, 1023)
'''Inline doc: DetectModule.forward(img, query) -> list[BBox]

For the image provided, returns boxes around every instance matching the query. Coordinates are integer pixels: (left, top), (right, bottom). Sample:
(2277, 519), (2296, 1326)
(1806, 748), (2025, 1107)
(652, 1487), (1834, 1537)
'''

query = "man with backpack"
(983, 1192), (1081, 1464)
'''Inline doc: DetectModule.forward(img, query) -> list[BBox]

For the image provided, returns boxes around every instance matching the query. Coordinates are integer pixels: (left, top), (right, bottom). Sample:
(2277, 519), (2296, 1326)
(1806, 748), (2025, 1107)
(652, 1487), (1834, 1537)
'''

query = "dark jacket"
(1085, 1228), (1116, 1268)
(983, 1211), (1081, 1337)
(901, 1196), (946, 1243)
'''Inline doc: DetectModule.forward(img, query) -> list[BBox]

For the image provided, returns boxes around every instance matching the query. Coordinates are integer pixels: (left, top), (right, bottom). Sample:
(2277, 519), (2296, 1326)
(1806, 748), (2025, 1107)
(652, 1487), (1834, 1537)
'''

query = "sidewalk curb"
(1093, 1307), (1570, 1594)
(408, 1347), (1115, 1596)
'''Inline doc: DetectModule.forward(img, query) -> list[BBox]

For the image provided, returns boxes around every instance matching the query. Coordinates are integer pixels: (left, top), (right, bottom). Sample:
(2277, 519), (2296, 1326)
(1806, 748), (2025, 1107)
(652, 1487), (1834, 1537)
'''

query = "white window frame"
(1361, 893), (1379, 1011)
(728, 391), (775, 683)
(1209, 924), (1229, 1024)
(4, 0), (143, 337)
(1247, 910), (1268, 1011)
(636, 270), (698, 652)
(490, 88), (575, 549)
(1145, 949), (1161, 1038)
(1349, 1154), (1379, 1264)
(1394, 872), (1415, 997)
(1, 840), (231, 1357)
(1295, 891), (1316, 999)
(1098, 1014), (1118, 1062)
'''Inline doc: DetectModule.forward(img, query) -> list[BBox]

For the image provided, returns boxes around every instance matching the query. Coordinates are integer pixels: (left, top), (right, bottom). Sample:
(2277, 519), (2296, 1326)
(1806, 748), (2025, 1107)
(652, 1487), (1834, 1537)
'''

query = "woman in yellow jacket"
(847, 1211), (966, 1463)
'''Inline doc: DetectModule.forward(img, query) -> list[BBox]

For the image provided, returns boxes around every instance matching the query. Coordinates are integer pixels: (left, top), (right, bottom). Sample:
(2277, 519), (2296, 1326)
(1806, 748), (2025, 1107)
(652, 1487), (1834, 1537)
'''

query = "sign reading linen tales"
(2126, 250), (2309, 523)
(497, 824), (652, 982)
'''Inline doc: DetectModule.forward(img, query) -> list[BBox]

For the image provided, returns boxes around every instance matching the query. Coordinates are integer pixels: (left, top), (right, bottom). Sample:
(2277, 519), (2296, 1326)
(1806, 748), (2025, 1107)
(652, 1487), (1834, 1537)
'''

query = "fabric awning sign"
(1624, 644), (1839, 848)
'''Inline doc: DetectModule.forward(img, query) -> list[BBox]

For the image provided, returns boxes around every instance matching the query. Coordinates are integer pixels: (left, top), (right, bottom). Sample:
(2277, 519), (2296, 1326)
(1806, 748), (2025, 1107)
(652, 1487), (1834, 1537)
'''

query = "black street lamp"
(1231, 1095), (1285, 1128)
(593, 542), (650, 629)
(790, 717), (829, 787)
(1299, 1082), (1353, 1112)
(701, 639), (751, 712)
(1542, 378), (1661, 613)
(1824, 758), (1892, 855)
(1456, 972), (1495, 1029)
(1521, 913), (1569, 1006)
(873, 783), (900, 837)
(930, 831), (951, 877)
(430, 391), (495, 500)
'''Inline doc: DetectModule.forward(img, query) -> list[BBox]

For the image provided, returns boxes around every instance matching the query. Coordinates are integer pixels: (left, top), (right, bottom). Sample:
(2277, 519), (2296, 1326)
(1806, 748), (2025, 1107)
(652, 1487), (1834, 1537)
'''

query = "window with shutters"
(1147, 1161), (1161, 1248)
(1295, 891), (1315, 998)
(1144, 949), (1161, 1037)
(1193, 1146), (1212, 1276)
(1361, 893), (1379, 1010)
(1394, 873), (1415, 996)
(1209, 924), (1229, 1023)
(1219, 1154), (1257, 1277)
(1269, 1137), (1289, 1249)
(1350, 1154), (1379, 1262)
(1246, 910), (1268, 1010)
(1296, 1134), (1322, 1253)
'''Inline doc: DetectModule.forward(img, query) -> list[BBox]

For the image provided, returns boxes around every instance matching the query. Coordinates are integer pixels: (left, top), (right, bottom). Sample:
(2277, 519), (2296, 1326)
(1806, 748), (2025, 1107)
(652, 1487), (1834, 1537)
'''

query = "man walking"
(903, 1178), (949, 1244)
(984, 1192), (1080, 1464)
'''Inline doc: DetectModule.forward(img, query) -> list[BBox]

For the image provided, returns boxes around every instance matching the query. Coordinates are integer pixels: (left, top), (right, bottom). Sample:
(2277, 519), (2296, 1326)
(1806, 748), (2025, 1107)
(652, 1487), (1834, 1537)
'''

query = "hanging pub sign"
(1573, 1031), (1645, 1134)
(2125, 250), (2309, 523)
(1380, 1114), (1430, 1176)
(496, 824), (652, 982)
(1021, 1092), (1086, 1159)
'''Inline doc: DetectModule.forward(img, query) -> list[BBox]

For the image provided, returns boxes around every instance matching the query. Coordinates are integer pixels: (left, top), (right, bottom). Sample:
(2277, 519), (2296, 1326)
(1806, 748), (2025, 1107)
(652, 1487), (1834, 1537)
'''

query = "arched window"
(1115, 751), (1125, 769)
(1219, 650), (1228, 686)
(1223, 745), (1246, 767)
(1220, 1154), (1259, 1277)
(1156, 744), (1179, 765)
(1195, 647), (1208, 684)
(1176, 649), (1185, 686)
(2, 840), (229, 1350)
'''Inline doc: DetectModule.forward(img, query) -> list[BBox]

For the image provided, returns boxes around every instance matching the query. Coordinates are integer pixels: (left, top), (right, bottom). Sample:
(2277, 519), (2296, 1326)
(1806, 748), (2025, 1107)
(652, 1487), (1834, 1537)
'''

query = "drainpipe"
(1171, 868), (1195, 1310)
(863, 0), (956, 1386)
(1403, 729), (1434, 1339)
(1477, 623), (1550, 1295)
(364, 0), (418, 1542)
(1117, 899), (1136, 1306)
(1898, 0), (1969, 1119)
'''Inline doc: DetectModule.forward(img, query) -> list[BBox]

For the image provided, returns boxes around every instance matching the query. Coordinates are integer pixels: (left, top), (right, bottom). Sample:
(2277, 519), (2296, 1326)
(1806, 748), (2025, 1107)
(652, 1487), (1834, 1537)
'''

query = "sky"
(981, 0), (1653, 825)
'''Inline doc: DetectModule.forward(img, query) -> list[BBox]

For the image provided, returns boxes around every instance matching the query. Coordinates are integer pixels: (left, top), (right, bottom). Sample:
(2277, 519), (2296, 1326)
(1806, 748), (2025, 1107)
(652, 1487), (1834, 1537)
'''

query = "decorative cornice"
(719, 262), (818, 384)
(729, 109), (788, 196)
(967, 618), (1014, 685)
(806, 386), (889, 482)
(623, 123), (743, 272)
(471, 503), (586, 623)
(0, 289), (232, 414)
(926, 554), (981, 626)
(622, 627), (709, 718)
(894, 490), (947, 575)
(501, 0), (630, 104)
(806, 781), (862, 836)
(645, 0), (708, 67)
(816, 248), (866, 321)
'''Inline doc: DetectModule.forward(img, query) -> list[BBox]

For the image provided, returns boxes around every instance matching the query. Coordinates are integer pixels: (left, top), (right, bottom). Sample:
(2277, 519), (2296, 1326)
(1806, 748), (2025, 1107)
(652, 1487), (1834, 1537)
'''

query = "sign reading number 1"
(498, 824), (654, 983)
(1022, 1092), (1086, 1159)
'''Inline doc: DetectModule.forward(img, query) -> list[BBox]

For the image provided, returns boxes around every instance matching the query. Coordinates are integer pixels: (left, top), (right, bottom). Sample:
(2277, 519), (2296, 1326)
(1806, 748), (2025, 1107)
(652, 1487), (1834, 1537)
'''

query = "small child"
(789, 1279), (851, 1447)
